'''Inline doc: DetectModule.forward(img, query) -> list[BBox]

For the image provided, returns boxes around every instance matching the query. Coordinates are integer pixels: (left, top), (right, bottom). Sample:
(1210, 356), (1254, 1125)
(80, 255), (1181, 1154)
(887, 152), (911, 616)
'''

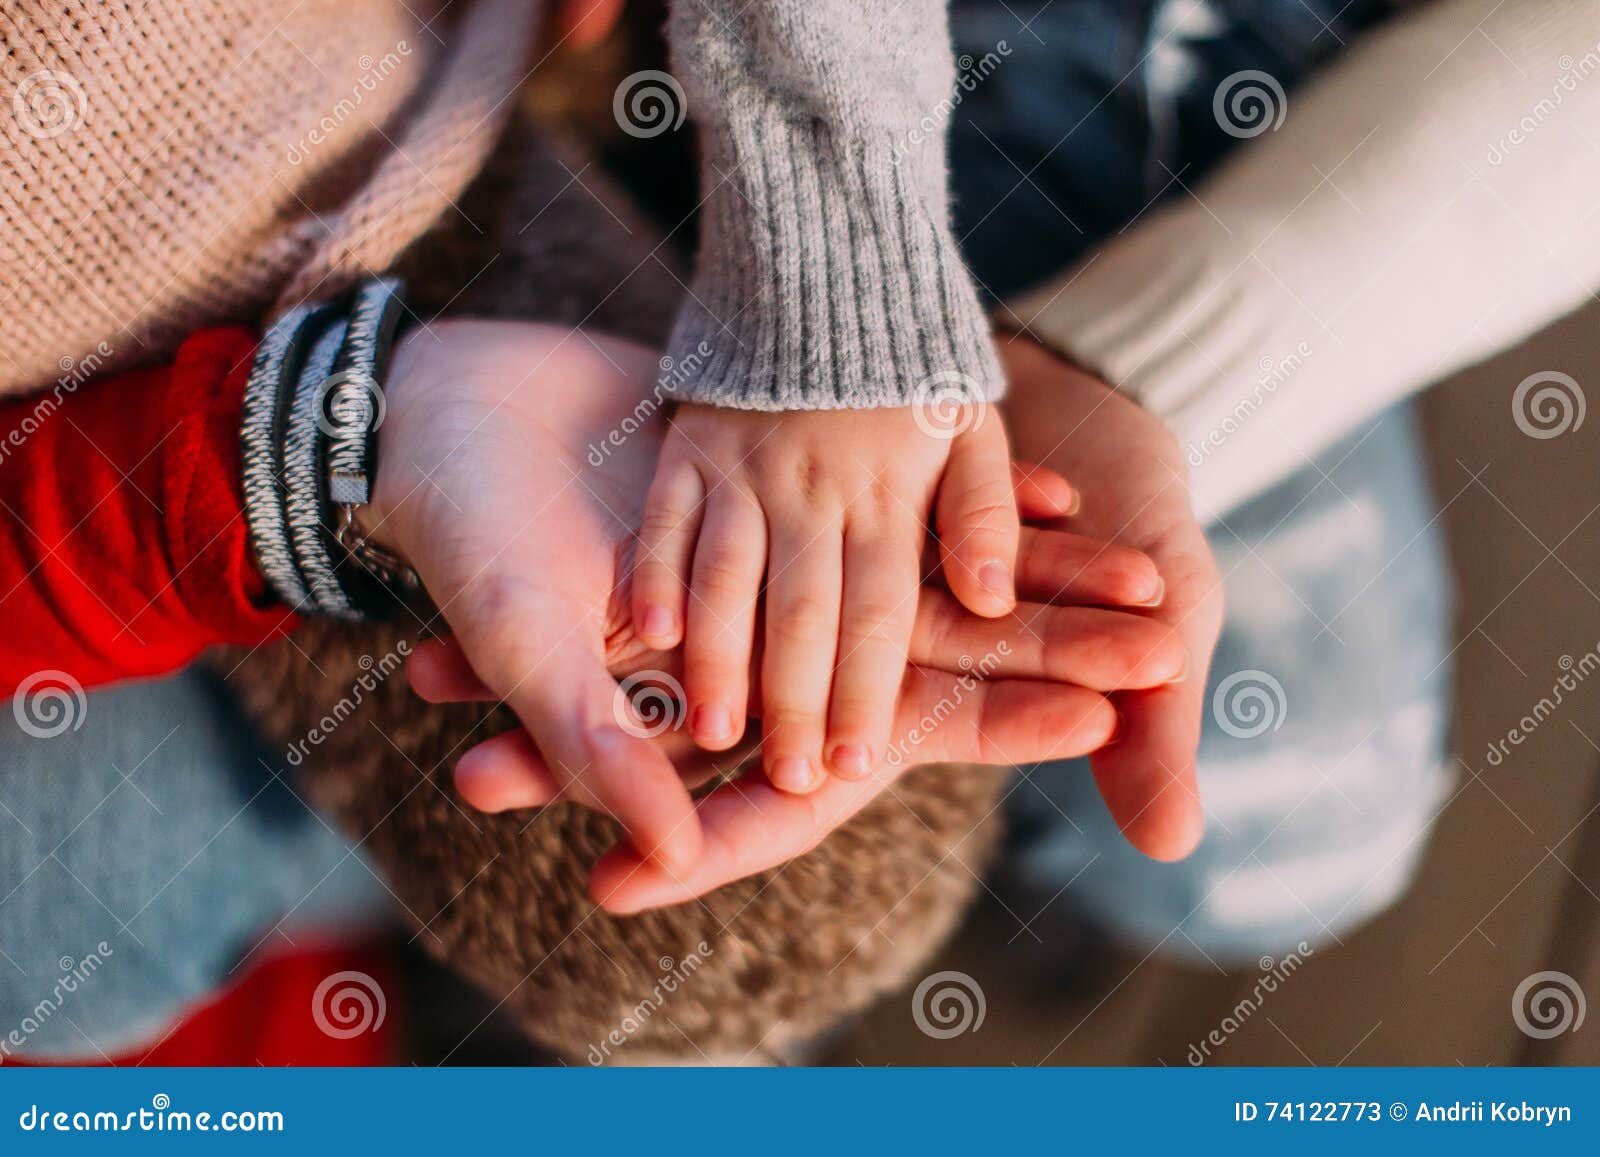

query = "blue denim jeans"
(0, 671), (381, 1059)
(951, 0), (1454, 961)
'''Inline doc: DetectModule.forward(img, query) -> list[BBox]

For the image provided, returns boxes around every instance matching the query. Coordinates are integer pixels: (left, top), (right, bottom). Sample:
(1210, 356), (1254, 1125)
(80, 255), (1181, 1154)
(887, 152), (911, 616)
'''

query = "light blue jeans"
(0, 672), (380, 1059)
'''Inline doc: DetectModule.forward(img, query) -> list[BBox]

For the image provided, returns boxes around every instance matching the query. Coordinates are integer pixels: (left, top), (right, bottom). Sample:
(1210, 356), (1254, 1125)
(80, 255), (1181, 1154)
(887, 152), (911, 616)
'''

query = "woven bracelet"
(241, 280), (417, 621)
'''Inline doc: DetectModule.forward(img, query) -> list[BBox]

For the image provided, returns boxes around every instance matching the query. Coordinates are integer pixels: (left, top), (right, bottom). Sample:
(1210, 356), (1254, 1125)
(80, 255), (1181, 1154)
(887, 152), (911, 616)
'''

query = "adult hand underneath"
(373, 319), (1185, 911)
(370, 320), (708, 874)
(997, 332), (1225, 862)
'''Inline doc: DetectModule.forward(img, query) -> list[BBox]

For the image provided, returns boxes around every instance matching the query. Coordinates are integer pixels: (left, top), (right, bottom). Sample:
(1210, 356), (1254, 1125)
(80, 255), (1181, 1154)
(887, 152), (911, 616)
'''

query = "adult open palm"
(998, 332), (1225, 861)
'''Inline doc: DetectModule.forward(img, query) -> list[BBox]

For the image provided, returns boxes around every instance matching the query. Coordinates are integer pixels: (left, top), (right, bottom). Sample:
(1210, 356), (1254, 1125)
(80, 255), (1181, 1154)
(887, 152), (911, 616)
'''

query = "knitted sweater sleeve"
(660, 0), (1001, 410)
(1003, 0), (1600, 523)
(0, 328), (295, 693)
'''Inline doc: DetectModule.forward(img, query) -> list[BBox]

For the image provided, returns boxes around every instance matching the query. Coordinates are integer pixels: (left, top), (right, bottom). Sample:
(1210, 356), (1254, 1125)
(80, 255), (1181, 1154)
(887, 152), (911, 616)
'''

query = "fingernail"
(454, 758), (512, 813)
(642, 605), (675, 642)
(1106, 711), (1126, 746)
(1064, 489), (1082, 516)
(1138, 575), (1166, 607)
(770, 755), (817, 793)
(693, 704), (734, 743)
(828, 743), (872, 778)
(980, 561), (1012, 598)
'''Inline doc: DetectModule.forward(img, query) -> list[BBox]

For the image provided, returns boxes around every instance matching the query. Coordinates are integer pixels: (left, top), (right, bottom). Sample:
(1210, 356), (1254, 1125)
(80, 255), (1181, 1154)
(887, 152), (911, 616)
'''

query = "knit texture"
(0, 0), (538, 398)
(665, 0), (1003, 410)
(1002, 0), (1600, 522)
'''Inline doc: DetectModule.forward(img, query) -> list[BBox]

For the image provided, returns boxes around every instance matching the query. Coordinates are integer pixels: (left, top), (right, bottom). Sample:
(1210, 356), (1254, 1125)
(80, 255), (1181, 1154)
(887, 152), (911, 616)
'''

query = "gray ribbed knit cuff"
(666, 108), (1002, 412)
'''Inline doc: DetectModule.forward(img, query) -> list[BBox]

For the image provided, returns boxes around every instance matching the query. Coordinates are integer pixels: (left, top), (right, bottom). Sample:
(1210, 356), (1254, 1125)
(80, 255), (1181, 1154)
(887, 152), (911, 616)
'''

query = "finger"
(1012, 460), (1078, 519)
(826, 519), (920, 779)
(449, 581), (702, 871)
(632, 459), (706, 649)
(454, 729), (565, 811)
(408, 637), (495, 703)
(1090, 683), (1206, 862)
(936, 420), (1020, 617)
(684, 487), (766, 750)
(760, 518), (844, 794)
(591, 674), (1116, 913)
(908, 588), (1185, 689)
(1013, 526), (1164, 607)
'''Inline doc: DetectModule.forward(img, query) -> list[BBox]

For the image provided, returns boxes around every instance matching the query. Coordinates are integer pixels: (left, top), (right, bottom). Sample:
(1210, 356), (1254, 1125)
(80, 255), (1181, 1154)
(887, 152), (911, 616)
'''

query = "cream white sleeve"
(1004, 0), (1600, 523)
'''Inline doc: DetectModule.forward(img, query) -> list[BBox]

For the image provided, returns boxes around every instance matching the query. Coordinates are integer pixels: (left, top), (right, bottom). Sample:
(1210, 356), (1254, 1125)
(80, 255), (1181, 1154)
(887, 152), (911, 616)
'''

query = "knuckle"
(765, 705), (824, 734)
(694, 555), (757, 602)
(840, 600), (911, 644)
(827, 690), (890, 726)
(639, 505), (693, 541)
(768, 593), (837, 646)
(792, 451), (827, 504)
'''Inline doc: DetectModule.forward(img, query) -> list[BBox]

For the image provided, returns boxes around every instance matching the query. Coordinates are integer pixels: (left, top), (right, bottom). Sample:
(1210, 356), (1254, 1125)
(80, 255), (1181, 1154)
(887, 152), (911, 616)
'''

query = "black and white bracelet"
(240, 279), (419, 621)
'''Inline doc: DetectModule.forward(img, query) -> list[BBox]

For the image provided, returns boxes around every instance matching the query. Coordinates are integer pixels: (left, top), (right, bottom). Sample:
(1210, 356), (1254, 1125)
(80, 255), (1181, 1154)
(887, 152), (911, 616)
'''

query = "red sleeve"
(0, 328), (299, 693)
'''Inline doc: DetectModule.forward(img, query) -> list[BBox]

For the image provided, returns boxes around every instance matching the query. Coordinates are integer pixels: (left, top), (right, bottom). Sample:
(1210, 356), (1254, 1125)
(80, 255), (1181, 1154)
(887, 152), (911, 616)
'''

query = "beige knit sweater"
(0, 0), (547, 398)
(1006, 0), (1600, 522)
(1, 0), (1001, 412)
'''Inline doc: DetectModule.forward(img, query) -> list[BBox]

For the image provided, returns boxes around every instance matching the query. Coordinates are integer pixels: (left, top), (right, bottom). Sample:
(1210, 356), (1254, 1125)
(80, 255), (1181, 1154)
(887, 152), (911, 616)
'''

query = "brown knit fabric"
(0, 0), (538, 396)
(218, 116), (1007, 1063)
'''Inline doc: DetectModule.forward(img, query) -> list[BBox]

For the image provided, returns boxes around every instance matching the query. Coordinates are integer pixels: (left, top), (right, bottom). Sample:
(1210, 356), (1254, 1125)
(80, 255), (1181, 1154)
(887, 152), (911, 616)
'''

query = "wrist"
(364, 326), (430, 557)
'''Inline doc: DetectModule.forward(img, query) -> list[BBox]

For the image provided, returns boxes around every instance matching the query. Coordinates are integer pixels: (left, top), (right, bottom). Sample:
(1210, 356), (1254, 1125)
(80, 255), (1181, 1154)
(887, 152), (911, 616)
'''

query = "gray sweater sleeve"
(661, 0), (1002, 410)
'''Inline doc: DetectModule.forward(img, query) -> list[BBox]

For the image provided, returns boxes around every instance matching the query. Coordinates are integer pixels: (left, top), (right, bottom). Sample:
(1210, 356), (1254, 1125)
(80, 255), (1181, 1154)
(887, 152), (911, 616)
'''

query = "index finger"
(589, 672), (1115, 913)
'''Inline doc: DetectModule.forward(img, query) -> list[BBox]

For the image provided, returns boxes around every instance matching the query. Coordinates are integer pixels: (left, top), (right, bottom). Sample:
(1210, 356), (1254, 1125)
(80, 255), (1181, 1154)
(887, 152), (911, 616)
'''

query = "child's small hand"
(631, 402), (1029, 794)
